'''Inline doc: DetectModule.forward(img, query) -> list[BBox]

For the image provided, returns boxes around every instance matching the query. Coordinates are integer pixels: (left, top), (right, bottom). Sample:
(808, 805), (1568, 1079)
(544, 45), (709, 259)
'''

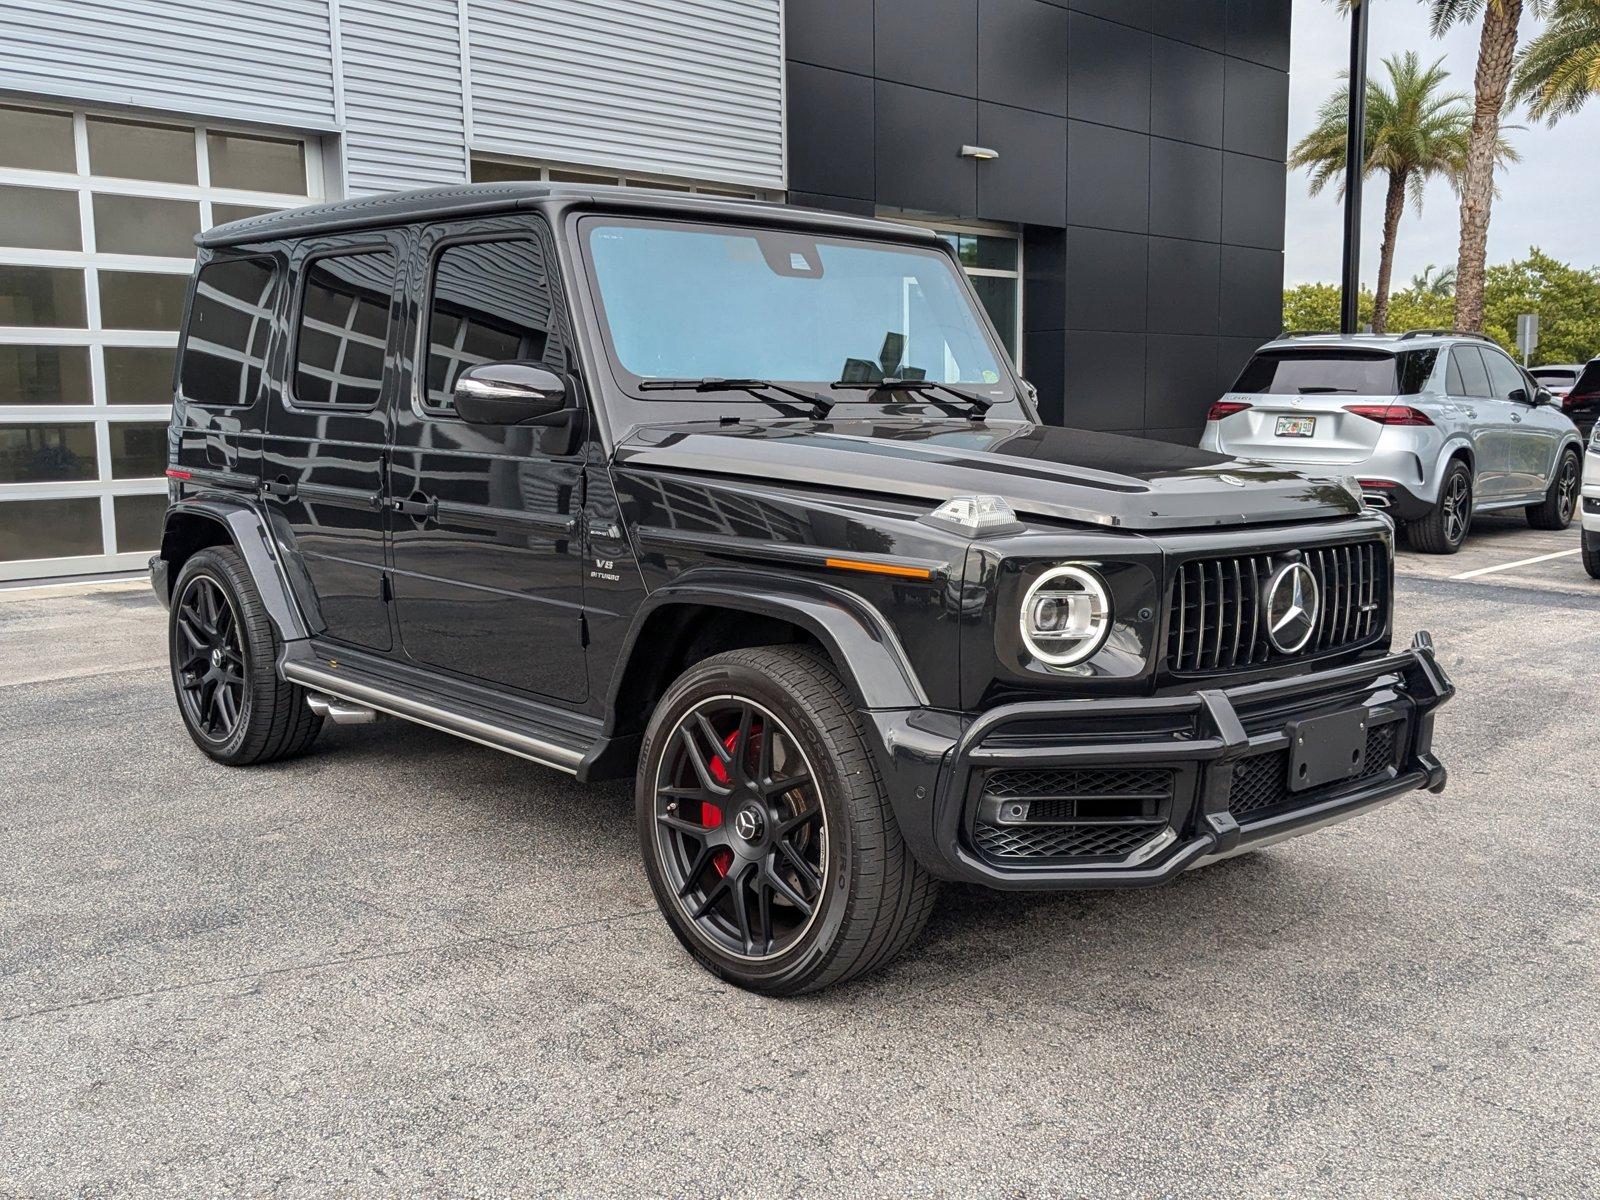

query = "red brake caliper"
(700, 727), (757, 878)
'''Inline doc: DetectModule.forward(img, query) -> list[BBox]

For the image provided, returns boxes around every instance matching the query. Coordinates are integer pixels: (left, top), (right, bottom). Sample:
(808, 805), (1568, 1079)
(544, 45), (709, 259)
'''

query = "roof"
(197, 182), (938, 249)
(1262, 330), (1488, 353)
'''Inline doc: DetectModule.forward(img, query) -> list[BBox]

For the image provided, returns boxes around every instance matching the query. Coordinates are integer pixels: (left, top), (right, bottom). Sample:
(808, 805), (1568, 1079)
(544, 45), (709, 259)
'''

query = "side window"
(1397, 348), (1439, 395)
(1452, 347), (1493, 399)
(424, 238), (552, 415)
(292, 249), (396, 407)
(1483, 349), (1529, 401)
(180, 256), (277, 407)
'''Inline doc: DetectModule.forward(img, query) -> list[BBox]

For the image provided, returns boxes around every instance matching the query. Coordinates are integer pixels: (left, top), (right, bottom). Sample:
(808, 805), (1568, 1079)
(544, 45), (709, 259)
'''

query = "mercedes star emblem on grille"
(1264, 561), (1320, 654)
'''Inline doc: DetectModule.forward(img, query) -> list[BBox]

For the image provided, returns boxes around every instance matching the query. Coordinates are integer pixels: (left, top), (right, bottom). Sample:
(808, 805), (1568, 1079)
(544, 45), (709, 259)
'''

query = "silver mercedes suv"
(1202, 331), (1584, 553)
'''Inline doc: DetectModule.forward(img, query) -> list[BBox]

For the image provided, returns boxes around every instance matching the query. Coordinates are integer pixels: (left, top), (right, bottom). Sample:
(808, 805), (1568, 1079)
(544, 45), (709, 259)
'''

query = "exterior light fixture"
(959, 144), (999, 161)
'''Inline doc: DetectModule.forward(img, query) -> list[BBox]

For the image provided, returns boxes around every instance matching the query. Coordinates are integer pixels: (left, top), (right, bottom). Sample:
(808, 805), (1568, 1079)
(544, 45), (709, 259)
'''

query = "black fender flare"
(608, 568), (931, 716)
(160, 496), (312, 643)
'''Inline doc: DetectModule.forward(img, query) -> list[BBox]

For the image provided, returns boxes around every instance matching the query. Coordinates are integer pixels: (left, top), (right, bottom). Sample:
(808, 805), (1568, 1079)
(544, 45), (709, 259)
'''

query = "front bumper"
(897, 632), (1452, 890)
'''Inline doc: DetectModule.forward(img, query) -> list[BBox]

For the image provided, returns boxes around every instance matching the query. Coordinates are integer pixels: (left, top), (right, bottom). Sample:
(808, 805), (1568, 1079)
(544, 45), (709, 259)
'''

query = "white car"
(1583, 423), (1600, 579)
(1203, 332), (1585, 554)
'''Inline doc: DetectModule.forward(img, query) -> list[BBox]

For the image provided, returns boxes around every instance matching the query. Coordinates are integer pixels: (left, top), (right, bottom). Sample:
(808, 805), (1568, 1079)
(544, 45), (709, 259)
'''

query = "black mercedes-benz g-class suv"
(151, 184), (1453, 994)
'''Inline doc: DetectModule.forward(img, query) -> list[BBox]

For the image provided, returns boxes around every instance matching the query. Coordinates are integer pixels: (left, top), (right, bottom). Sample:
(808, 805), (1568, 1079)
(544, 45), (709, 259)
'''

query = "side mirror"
(1509, 387), (1531, 406)
(453, 362), (569, 425)
(1535, 387), (1556, 407)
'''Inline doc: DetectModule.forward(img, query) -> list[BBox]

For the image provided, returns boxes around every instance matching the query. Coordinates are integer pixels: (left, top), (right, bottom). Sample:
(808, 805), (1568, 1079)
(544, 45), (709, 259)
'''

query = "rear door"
(261, 235), (405, 651)
(385, 214), (587, 703)
(1445, 346), (1510, 499)
(1216, 348), (1398, 464)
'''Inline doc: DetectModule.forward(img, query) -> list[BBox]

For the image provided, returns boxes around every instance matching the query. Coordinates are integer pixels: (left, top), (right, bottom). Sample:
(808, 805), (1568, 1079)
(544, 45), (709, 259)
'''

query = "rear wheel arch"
(160, 508), (234, 578)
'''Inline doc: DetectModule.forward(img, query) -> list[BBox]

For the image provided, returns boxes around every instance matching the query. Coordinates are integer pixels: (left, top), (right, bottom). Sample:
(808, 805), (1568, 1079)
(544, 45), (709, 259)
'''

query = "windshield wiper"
(830, 377), (996, 418)
(638, 378), (833, 419)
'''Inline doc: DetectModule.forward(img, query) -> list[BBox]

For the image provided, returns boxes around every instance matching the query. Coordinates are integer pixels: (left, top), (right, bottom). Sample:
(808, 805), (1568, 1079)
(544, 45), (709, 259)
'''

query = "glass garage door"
(0, 102), (323, 581)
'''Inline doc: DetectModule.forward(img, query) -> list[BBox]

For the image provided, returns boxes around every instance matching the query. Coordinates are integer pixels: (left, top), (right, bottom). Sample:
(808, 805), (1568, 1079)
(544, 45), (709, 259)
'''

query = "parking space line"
(1451, 548), (1581, 580)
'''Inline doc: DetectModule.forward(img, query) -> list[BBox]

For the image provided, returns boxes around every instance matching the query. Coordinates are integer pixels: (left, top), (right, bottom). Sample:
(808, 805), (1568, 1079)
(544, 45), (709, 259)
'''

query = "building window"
(0, 102), (323, 579)
(470, 155), (765, 199)
(932, 226), (1022, 368)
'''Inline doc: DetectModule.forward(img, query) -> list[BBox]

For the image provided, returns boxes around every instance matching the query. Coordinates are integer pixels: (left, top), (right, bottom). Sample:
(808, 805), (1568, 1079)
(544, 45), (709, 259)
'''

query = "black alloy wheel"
(166, 546), (323, 765)
(174, 574), (247, 742)
(651, 696), (827, 960)
(636, 646), (936, 995)
(1407, 460), (1474, 554)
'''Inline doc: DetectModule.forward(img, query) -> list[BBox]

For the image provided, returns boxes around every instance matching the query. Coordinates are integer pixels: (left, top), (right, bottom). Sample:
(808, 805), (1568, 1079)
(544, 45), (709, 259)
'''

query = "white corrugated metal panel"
(468, 0), (784, 190)
(338, 0), (470, 194)
(0, 0), (337, 130)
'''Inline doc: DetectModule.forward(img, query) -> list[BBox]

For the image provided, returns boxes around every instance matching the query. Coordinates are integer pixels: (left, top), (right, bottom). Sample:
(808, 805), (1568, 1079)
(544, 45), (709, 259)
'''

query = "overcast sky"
(1287, 0), (1600, 286)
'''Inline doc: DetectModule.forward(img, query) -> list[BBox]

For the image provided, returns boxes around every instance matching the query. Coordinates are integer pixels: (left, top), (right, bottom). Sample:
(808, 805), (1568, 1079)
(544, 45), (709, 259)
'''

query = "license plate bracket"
(1285, 709), (1370, 792)
(1275, 415), (1316, 437)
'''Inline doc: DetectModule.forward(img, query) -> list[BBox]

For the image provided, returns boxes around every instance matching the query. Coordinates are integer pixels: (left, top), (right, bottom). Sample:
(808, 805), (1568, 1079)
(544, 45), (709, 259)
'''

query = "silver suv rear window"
(1232, 348), (1437, 396)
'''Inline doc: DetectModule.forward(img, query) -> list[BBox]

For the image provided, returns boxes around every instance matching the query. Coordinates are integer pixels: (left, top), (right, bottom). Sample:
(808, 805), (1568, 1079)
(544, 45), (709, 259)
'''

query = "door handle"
(390, 495), (438, 520)
(263, 477), (296, 500)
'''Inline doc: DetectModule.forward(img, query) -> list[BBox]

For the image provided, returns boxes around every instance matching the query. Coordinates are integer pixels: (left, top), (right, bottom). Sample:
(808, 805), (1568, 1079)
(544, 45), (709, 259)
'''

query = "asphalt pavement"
(2, 526), (1597, 1198)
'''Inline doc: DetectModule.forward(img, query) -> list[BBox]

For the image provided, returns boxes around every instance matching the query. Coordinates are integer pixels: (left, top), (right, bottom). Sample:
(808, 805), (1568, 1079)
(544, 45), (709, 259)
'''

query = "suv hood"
(613, 418), (1361, 531)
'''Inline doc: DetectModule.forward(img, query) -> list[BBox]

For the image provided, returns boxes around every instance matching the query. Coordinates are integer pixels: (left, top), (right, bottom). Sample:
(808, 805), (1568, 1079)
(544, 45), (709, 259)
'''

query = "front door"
(386, 216), (588, 703)
(261, 234), (405, 651)
(1484, 349), (1558, 494)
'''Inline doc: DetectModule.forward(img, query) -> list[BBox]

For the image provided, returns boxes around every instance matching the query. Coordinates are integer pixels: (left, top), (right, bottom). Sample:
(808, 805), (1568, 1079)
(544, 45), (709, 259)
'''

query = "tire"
(168, 545), (323, 765)
(1405, 460), (1473, 554)
(636, 645), (936, 995)
(1527, 448), (1581, 531)
(1584, 529), (1600, 580)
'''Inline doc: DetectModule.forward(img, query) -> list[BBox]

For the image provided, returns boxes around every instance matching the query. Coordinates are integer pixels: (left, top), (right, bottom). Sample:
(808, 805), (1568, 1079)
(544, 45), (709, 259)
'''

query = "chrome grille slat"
(1164, 539), (1387, 676)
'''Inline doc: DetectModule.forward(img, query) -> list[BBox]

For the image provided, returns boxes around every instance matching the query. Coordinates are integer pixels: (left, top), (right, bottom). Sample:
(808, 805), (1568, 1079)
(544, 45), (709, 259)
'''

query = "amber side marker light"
(823, 557), (933, 580)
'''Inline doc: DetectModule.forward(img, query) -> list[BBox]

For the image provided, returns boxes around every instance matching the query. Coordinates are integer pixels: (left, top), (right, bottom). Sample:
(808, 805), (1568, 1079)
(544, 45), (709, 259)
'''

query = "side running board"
(281, 658), (587, 776)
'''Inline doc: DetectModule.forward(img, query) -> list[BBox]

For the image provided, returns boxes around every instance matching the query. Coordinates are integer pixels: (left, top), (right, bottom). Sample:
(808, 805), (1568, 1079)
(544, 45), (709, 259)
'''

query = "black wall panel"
(1066, 14), (1151, 133)
(977, 0), (1069, 115)
(784, 0), (1291, 442)
(1150, 138), (1222, 243)
(1151, 37), (1225, 148)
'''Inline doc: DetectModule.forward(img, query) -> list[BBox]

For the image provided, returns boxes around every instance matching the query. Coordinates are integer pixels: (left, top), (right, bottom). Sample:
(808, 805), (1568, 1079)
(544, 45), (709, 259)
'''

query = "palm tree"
(1423, 0), (1550, 332)
(1411, 263), (1459, 294)
(1336, 2), (1548, 331)
(1291, 53), (1477, 333)
(1513, 0), (1600, 121)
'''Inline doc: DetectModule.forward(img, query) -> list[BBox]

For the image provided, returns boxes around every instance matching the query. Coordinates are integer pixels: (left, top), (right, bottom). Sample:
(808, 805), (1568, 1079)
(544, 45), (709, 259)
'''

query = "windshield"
(583, 218), (1007, 391)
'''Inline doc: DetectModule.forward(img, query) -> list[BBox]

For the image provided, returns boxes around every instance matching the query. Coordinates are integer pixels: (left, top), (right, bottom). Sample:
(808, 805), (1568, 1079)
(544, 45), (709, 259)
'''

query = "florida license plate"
(1275, 415), (1316, 437)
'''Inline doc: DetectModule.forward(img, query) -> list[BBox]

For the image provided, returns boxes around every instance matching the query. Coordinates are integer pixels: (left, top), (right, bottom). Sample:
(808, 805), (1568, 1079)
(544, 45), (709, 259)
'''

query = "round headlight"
(1020, 565), (1112, 667)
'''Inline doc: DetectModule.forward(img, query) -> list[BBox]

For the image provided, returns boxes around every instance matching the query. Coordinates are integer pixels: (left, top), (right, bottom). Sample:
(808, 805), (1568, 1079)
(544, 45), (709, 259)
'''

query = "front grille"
(974, 821), (1163, 861)
(1227, 720), (1401, 821)
(1166, 540), (1387, 674)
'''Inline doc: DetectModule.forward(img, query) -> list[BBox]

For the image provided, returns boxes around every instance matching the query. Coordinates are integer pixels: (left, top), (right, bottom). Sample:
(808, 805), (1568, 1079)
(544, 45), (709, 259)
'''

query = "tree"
(1291, 53), (1476, 334)
(1411, 263), (1458, 294)
(1421, 0), (1551, 333)
(1513, 0), (1600, 121)
(1285, 248), (1600, 366)
(1483, 248), (1600, 363)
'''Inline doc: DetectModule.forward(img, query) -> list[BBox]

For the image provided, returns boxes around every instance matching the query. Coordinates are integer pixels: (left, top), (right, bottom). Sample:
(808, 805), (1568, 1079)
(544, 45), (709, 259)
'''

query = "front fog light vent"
(925, 494), (1022, 535)
(1021, 565), (1112, 667)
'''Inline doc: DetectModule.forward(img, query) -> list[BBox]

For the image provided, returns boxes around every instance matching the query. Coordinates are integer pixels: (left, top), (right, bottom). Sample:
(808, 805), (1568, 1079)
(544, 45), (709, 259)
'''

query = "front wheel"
(636, 646), (936, 995)
(1405, 461), (1473, 554)
(1584, 529), (1600, 580)
(1527, 449), (1581, 531)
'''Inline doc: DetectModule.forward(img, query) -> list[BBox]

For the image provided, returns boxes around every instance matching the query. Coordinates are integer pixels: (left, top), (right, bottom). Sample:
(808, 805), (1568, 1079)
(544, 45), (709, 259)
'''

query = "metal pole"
(1340, 0), (1371, 334)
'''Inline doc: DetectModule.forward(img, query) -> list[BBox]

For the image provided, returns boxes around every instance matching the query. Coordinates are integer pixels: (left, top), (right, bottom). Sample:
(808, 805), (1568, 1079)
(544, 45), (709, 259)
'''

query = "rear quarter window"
(178, 255), (278, 407)
(1232, 350), (1398, 396)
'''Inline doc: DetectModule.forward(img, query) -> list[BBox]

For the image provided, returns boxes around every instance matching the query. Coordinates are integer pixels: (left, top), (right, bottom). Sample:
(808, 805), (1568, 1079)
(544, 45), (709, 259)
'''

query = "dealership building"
(0, 0), (1290, 579)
